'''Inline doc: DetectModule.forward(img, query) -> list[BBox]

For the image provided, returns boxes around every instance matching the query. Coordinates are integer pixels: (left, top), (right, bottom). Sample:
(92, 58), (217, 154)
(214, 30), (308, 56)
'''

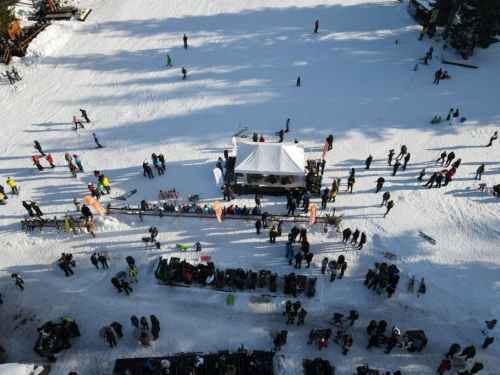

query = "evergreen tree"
(449, 0), (500, 60)
(0, 1), (16, 38)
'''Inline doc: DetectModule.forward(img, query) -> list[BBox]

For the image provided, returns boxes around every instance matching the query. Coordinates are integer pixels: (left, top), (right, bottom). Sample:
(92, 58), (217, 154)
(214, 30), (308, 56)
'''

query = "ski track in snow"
(1, 0), (500, 374)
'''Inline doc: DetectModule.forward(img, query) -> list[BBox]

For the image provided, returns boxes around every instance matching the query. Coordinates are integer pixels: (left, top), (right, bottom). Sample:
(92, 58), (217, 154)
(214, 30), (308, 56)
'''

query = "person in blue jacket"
(285, 118), (290, 133)
(93, 133), (103, 148)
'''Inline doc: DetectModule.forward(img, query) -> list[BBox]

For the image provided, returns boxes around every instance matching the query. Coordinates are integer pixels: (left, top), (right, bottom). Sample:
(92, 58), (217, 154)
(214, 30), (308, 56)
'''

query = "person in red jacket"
(343, 336), (354, 355)
(46, 154), (55, 168)
(259, 135), (265, 142)
(314, 20), (319, 33)
(32, 155), (44, 171)
(437, 359), (452, 374)
(318, 338), (327, 350)
(444, 168), (455, 186)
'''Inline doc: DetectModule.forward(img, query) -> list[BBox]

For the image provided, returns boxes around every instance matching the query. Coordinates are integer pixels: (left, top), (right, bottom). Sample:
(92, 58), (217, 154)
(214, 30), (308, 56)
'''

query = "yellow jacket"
(6, 178), (16, 187)
(102, 177), (109, 187)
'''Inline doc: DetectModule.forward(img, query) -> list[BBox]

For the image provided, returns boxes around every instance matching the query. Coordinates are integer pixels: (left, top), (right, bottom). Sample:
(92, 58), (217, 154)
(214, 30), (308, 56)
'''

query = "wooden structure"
(1, 23), (50, 65)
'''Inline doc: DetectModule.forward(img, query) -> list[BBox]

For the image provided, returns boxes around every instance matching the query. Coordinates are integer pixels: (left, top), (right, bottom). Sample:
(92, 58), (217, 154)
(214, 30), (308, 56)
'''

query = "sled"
(419, 231), (436, 244)
(112, 189), (137, 200)
(227, 294), (234, 306)
(460, 117), (466, 122)
(176, 244), (188, 251)
(408, 276), (415, 293)
(383, 252), (397, 260)
(78, 8), (92, 22)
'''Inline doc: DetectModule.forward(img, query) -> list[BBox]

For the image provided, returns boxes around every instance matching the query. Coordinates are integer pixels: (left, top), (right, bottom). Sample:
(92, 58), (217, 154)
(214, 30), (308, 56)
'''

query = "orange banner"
(309, 204), (317, 226)
(322, 141), (329, 159)
(213, 200), (223, 223)
(84, 195), (106, 217)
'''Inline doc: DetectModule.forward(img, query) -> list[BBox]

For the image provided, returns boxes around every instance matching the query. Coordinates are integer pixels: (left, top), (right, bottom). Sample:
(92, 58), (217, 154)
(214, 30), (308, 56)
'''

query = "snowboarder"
(434, 69), (443, 84)
(451, 109), (460, 125)
(34, 140), (45, 156)
(110, 322), (123, 338)
(278, 128), (285, 143)
(150, 315), (160, 340)
(376, 177), (385, 193)
(388, 149), (395, 165)
(73, 115), (85, 130)
(402, 153), (411, 170)
(182, 67), (187, 79)
(314, 20), (319, 33)
(167, 55), (172, 67)
(31, 201), (43, 217)
(365, 155), (373, 169)
(383, 200), (394, 218)
(93, 133), (103, 148)
(381, 191), (390, 206)
(98, 253), (109, 269)
(446, 108), (453, 121)
(342, 228), (352, 243)
(285, 118), (290, 132)
(32, 155), (44, 171)
(91, 253), (99, 269)
(80, 109), (91, 123)
(487, 131), (497, 147)
(74, 155), (84, 172)
(358, 232), (367, 250)
(46, 154), (55, 168)
(183, 34), (188, 48)
(418, 169), (426, 181)
(392, 160), (400, 176)
(106, 328), (116, 348)
(296, 76), (301, 87)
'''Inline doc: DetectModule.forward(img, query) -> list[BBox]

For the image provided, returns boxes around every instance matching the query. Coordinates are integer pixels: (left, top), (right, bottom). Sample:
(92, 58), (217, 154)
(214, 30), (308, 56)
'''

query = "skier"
(395, 145), (407, 161)
(278, 128), (284, 143)
(446, 343), (461, 359)
(32, 155), (44, 171)
(73, 155), (84, 172)
(383, 200), (394, 218)
(402, 153), (411, 170)
(34, 140), (45, 156)
(73, 115), (85, 130)
(296, 76), (300, 87)
(388, 149), (395, 165)
(487, 131), (497, 147)
(150, 315), (160, 340)
(451, 109), (460, 125)
(46, 154), (55, 168)
(358, 232), (367, 250)
(392, 160), (400, 176)
(110, 322), (123, 338)
(342, 228), (352, 243)
(285, 118), (290, 132)
(376, 177), (385, 193)
(365, 155), (373, 169)
(4, 71), (15, 84)
(93, 133), (103, 148)
(350, 229), (360, 245)
(64, 152), (73, 165)
(437, 359), (452, 374)
(381, 191), (390, 206)
(346, 174), (355, 193)
(446, 108), (453, 121)
(434, 68), (443, 85)
(314, 20), (319, 33)
(106, 328), (117, 348)
(22, 201), (35, 216)
(418, 169), (426, 181)
(80, 109), (91, 123)
(424, 172), (438, 188)
(98, 253), (109, 269)
(182, 67), (187, 79)
(326, 134), (334, 150)
(183, 34), (188, 48)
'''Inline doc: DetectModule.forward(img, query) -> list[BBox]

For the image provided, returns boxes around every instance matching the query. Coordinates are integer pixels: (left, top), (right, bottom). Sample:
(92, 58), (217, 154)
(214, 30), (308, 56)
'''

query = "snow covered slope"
(0, 0), (499, 374)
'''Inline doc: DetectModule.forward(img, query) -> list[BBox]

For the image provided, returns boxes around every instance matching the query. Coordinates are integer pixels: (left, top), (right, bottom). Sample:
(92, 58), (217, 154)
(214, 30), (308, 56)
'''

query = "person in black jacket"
(34, 140), (45, 156)
(111, 322), (123, 338)
(346, 175), (355, 193)
(445, 151), (455, 167)
(350, 230), (360, 245)
(294, 252), (303, 269)
(305, 252), (313, 268)
(288, 199), (296, 216)
(358, 233), (367, 250)
(302, 240), (310, 255)
(91, 253), (99, 269)
(145, 163), (154, 179)
(150, 315), (160, 340)
(342, 228), (352, 243)
(365, 155), (373, 169)
(81, 204), (93, 220)
(393, 161), (401, 176)
(402, 153), (411, 170)
(445, 343), (461, 358)
(111, 277), (122, 293)
(255, 220), (262, 235)
(80, 109), (91, 123)
(376, 177), (385, 193)
(423, 172), (438, 188)
(98, 253), (109, 269)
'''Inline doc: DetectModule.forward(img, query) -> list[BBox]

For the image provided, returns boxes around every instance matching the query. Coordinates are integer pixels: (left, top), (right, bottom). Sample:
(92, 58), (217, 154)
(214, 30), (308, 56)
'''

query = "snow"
(1, 0), (499, 374)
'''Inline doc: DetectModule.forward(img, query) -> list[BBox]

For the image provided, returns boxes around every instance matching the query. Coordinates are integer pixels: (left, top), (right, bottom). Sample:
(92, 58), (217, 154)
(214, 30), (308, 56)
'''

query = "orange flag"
(309, 204), (317, 226)
(213, 200), (223, 223)
(84, 195), (106, 217)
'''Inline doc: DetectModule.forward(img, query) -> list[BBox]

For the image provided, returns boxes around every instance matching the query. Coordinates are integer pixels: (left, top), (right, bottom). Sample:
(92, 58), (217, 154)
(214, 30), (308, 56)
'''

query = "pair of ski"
(408, 276), (426, 297)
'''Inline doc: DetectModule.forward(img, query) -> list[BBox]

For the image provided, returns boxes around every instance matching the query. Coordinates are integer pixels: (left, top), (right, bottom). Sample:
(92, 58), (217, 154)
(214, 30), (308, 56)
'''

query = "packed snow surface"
(0, 0), (499, 374)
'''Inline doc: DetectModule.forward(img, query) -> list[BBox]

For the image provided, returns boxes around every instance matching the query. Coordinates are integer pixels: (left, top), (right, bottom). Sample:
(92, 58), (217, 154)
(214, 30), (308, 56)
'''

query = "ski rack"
(21, 216), (85, 234)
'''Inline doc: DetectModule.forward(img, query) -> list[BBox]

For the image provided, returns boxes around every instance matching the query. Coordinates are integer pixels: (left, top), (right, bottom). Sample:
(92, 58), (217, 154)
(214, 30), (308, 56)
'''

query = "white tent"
(0, 364), (46, 375)
(234, 140), (306, 175)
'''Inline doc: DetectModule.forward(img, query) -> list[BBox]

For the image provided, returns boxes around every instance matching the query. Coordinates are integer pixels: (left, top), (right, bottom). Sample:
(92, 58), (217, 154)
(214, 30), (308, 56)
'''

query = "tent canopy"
(234, 140), (306, 175)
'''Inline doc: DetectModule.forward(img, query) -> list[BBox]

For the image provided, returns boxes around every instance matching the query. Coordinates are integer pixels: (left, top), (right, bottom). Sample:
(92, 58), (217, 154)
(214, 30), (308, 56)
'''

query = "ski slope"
(0, 0), (499, 374)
